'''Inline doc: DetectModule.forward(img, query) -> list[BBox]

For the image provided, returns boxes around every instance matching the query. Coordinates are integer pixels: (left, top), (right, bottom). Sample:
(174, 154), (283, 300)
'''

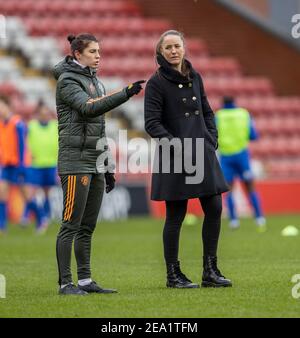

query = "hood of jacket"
(156, 53), (197, 84)
(53, 55), (97, 80)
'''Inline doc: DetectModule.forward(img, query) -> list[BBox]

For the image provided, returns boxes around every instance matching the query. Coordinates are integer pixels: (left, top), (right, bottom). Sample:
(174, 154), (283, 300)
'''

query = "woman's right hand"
(125, 80), (146, 97)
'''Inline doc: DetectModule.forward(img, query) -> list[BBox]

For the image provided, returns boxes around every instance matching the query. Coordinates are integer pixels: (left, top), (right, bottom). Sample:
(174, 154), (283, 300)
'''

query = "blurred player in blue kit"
(216, 96), (266, 231)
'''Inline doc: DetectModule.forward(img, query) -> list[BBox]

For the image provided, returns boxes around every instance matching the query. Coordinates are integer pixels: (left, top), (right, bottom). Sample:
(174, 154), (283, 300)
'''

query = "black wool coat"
(144, 54), (229, 201)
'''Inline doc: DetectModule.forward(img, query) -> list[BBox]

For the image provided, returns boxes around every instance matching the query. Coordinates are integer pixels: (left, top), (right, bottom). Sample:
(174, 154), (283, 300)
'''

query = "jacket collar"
(73, 59), (88, 69)
(53, 55), (97, 80)
(70, 56), (97, 77)
(156, 53), (196, 84)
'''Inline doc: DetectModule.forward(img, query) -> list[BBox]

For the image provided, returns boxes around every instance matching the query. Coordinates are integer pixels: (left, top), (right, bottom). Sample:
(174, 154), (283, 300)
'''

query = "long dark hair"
(67, 33), (98, 60)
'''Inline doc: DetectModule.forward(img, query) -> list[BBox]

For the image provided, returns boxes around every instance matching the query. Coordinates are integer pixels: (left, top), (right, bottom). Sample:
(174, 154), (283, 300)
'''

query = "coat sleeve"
(96, 80), (116, 173)
(144, 78), (173, 140)
(57, 76), (129, 118)
(198, 74), (218, 147)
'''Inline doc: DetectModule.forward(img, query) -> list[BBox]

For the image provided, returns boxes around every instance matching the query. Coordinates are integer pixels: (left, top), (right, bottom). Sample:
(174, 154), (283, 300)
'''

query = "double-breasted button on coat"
(144, 54), (229, 201)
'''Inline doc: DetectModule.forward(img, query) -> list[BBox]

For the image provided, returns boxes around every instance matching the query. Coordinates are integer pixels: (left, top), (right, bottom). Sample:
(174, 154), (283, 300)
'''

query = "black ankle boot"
(202, 256), (232, 287)
(166, 261), (199, 288)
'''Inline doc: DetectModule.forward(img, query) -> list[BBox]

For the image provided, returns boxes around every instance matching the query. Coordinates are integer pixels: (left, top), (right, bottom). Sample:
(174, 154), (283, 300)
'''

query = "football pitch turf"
(0, 215), (300, 318)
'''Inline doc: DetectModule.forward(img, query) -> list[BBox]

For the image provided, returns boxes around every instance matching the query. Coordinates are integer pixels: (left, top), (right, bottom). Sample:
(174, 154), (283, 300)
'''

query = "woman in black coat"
(144, 30), (232, 288)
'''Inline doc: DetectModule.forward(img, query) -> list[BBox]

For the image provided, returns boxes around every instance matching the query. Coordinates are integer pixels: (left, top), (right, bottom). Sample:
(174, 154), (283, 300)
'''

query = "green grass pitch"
(0, 215), (300, 318)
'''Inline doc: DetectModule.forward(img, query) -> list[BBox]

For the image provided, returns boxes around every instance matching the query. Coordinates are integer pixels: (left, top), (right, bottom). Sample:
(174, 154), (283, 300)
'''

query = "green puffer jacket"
(53, 56), (129, 175)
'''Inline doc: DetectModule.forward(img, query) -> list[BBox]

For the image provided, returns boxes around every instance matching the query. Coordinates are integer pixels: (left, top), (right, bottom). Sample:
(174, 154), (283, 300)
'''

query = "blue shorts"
(220, 149), (254, 185)
(25, 167), (58, 187)
(0, 165), (27, 185)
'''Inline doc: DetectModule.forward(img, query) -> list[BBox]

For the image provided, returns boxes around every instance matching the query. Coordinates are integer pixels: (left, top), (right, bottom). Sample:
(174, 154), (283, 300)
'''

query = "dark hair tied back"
(67, 33), (98, 60)
(67, 34), (76, 44)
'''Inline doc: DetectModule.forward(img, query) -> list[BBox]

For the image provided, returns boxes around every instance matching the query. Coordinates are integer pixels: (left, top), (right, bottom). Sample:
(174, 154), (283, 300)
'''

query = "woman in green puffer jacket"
(54, 33), (145, 295)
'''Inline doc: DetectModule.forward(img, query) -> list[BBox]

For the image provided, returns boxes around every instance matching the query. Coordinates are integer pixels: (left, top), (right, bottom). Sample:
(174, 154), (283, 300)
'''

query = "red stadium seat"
(266, 159), (300, 178)
(205, 78), (255, 96)
(142, 19), (172, 34)
(193, 57), (241, 77)
(186, 39), (208, 57)
(12, 100), (35, 118)
(265, 160), (290, 177)
(0, 83), (21, 98)
(281, 117), (300, 135)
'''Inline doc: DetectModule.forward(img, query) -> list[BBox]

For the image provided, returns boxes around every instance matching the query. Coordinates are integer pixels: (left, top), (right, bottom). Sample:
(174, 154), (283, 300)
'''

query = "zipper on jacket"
(80, 122), (87, 157)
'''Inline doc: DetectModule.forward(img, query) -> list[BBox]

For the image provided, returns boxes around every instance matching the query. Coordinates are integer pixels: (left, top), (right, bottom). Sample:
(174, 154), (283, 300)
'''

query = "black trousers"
(56, 173), (104, 285)
(163, 194), (222, 264)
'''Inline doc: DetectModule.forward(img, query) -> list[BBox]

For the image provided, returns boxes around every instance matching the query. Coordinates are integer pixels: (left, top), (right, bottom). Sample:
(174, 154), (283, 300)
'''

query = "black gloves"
(105, 172), (115, 193)
(125, 80), (146, 98)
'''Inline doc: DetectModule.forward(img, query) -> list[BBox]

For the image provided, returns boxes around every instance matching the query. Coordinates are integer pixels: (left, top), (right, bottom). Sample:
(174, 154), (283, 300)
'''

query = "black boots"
(166, 261), (199, 288)
(166, 258), (232, 288)
(202, 256), (232, 287)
